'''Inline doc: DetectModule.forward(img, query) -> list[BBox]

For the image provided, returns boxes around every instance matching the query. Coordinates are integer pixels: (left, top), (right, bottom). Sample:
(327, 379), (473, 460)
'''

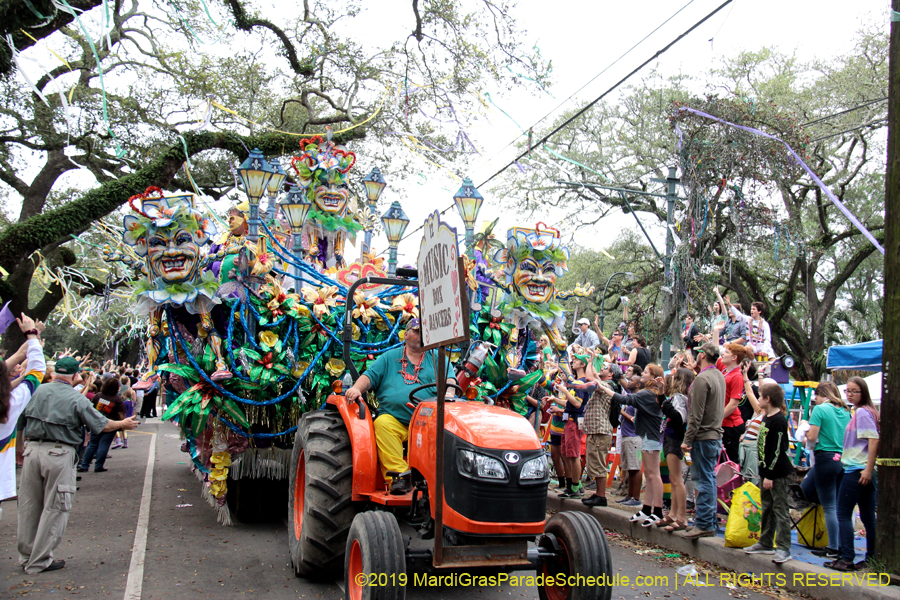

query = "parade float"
(107, 134), (592, 524)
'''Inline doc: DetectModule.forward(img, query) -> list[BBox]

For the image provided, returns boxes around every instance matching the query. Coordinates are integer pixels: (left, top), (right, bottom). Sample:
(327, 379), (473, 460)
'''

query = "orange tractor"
(287, 275), (613, 600)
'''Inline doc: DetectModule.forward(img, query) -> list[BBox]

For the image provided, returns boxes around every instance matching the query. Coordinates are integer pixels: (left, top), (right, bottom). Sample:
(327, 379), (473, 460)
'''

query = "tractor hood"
(442, 401), (541, 451)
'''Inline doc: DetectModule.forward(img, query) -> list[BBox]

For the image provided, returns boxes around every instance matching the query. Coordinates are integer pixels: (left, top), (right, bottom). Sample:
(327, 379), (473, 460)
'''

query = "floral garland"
(307, 207), (365, 233)
(507, 294), (564, 325)
(132, 270), (219, 305)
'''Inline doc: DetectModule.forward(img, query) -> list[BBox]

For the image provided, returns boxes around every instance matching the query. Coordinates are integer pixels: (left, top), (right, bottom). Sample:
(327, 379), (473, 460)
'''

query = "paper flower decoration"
(325, 358), (346, 377)
(352, 292), (383, 325)
(248, 238), (275, 277)
(302, 285), (339, 318)
(390, 293), (419, 321)
(259, 331), (280, 351)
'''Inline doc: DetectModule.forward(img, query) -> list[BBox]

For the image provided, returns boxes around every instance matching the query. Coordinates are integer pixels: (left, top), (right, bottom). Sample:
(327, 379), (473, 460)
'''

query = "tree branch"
(0, 128), (365, 274)
(223, 0), (314, 76)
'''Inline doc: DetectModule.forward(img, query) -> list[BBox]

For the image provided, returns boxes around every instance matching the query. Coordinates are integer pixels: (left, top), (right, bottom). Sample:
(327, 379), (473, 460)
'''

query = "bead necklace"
(398, 350), (427, 385)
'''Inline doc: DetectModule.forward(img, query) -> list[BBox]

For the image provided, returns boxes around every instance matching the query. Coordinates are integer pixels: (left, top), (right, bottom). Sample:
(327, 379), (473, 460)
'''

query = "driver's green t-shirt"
(364, 346), (453, 425)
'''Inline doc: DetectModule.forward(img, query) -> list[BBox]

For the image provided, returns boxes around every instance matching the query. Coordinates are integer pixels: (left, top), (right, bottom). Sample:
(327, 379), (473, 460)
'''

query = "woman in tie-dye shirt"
(825, 377), (879, 572)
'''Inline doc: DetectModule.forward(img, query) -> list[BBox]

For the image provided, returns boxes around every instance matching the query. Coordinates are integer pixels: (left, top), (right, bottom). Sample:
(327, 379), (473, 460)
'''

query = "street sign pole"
(434, 344), (446, 565)
(417, 211), (469, 568)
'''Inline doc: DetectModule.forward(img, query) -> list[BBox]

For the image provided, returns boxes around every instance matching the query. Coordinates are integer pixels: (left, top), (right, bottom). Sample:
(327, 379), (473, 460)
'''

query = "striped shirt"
(743, 412), (765, 441)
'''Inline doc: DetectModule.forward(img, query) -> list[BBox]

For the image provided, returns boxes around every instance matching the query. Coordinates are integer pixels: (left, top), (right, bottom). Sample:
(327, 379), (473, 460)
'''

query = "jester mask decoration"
(494, 224), (571, 350)
(122, 187), (219, 313)
(290, 134), (358, 226)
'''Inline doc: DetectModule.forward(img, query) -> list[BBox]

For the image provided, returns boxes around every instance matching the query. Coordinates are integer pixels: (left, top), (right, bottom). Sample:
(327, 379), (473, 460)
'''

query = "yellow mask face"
(228, 212), (246, 234)
(146, 228), (201, 284)
(313, 183), (350, 215)
(512, 257), (557, 304)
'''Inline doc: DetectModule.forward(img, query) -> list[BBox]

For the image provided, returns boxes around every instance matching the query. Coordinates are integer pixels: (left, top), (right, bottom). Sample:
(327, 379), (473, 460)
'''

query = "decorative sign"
(417, 211), (468, 350)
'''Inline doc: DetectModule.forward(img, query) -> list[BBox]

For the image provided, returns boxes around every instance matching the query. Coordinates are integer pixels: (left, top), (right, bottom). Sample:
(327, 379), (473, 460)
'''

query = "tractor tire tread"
(539, 512), (612, 600)
(344, 512), (406, 600)
(289, 410), (358, 581)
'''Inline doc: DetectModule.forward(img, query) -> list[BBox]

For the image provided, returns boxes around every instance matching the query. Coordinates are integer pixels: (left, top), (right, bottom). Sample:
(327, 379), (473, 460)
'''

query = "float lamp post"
(453, 177), (484, 258)
(381, 201), (409, 275)
(265, 158), (287, 222)
(237, 148), (275, 243)
(279, 188), (313, 290)
(361, 167), (387, 258)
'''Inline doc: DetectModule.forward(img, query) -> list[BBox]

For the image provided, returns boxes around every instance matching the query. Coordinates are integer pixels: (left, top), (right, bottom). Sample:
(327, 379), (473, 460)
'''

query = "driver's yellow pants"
(374, 413), (409, 484)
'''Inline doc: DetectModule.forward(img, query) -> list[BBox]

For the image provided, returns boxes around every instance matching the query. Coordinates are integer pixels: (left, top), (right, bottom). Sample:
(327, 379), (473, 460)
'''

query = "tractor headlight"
(457, 449), (507, 482)
(519, 456), (549, 482)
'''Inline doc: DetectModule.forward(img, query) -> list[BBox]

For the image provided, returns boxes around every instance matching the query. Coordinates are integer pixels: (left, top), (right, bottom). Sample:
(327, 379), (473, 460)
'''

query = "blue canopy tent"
(826, 340), (883, 372)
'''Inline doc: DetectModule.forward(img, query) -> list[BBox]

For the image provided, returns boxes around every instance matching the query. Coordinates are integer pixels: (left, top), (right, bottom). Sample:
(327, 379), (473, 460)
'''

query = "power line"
(393, 0), (735, 248)
(475, 0), (735, 190)
(472, 0), (701, 178)
(800, 97), (888, 128)
(809, 120), (886, 143)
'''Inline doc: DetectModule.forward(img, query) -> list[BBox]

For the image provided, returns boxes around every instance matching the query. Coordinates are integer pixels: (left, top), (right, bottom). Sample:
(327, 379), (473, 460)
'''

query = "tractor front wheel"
(538, 511), (613, 600)
(288, 410), (357, 580)
(344, 511), (406, 600)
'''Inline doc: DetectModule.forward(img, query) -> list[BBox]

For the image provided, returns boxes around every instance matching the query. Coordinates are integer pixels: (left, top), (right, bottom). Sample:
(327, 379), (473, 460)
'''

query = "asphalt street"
(0, 420), (794, 600)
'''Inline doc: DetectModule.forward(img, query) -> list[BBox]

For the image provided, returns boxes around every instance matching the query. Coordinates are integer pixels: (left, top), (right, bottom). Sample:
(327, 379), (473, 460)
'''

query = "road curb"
(547, 494), (899, 600)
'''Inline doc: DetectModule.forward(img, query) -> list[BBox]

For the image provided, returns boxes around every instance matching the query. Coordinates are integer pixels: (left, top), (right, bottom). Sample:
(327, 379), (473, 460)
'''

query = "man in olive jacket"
(18, 357), (138, 574)
(681, 342), (725, 538)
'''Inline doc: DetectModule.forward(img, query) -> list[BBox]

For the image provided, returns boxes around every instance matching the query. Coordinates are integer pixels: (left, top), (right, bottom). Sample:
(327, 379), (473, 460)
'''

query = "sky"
(6, 0), (889, 267)
(348, 0), (889, 265)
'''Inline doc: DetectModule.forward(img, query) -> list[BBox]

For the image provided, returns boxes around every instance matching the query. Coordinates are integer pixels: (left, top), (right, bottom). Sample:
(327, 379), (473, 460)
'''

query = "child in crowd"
(745, 383), (793, 563)
(738, 363), (766, 486)
(112, 388), (136, 449)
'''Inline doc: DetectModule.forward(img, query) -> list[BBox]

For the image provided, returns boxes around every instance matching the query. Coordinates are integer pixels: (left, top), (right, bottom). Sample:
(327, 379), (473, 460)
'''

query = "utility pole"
(877, 0), (900, 575)
(652, 166), (680, 366)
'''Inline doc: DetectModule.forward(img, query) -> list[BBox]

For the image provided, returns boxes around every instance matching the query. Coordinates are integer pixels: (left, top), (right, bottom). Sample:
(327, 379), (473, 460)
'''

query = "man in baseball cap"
(53, 356), (81, 376)
(18, 352), (138, 574)
(568, 316), (600, 361)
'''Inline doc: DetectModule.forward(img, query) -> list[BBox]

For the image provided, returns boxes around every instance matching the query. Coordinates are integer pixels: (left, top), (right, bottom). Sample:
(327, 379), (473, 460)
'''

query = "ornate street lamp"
(237, 148), (275, 242)
(265, 158), (287, 222)
(361, 167), (386, 258)
(381, 201), (409, 275)
(453, 177), (484, 258)
(279, 187), (312, 290)
(598, 271), (635, 334)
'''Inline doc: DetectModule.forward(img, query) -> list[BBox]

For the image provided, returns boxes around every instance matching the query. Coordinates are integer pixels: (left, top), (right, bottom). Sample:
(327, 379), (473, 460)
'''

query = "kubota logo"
(504, 452), (520, 464)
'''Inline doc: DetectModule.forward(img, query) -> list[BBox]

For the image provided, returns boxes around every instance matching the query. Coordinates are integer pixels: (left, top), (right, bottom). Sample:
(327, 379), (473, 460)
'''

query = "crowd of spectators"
(527, 286), (878, 572)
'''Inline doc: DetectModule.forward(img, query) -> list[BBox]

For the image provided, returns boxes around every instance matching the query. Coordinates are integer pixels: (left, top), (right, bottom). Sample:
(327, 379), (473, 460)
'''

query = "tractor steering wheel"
(407, 382), (466, 406)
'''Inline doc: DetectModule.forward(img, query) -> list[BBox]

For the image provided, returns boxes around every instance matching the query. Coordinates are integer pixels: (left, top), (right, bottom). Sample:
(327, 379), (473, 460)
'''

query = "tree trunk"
(877, 0), (900, 574)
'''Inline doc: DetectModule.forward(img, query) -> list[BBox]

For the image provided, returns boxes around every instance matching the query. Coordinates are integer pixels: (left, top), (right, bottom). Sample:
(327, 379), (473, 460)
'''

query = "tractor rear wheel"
(344, 511), (406, 600)
(538, 511), (613, 600)
(288, 409), (357, 579)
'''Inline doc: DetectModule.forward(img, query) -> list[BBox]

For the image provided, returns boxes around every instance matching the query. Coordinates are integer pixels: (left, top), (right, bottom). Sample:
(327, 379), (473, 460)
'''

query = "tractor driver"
(344, 318), (455, 495)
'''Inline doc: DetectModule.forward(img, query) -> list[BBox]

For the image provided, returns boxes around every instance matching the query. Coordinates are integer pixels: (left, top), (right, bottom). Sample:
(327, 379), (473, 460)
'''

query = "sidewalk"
(548, 491), (900, 600)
